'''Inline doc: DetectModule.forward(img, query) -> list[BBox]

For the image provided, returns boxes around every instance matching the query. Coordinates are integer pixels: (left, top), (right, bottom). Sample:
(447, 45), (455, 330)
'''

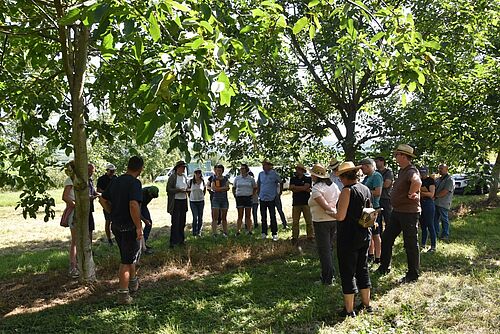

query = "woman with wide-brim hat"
(308, 163), (341, 285)
(329, 161), (373, 318)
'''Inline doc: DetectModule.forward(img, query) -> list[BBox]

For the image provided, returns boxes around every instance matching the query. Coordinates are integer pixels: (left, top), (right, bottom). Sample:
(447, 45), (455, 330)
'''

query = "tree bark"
(488, 150), (499, 202)
(55, 0), (96, 282)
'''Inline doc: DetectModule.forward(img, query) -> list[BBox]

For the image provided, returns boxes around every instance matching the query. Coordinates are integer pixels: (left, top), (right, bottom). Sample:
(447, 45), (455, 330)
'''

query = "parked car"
(154, 167), (174, 182)
(453, 173), (491, 195)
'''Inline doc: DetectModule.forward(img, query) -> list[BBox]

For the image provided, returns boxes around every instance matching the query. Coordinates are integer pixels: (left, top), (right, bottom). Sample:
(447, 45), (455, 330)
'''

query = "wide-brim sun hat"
(336, 161), (361, 176)
(394, 144), (416, 158)
(105, 163), (116, 171)
(262, 158), (273, 165)
(175, 160), (187, 169)
(295, 163), (306, 171)
(309, 163), (329, 178)
(329, 158), (340, 170)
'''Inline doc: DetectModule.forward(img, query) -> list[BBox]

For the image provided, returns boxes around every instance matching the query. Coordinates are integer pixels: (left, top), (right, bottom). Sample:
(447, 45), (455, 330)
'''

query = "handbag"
(358, 198), (381, 228)
(60, 206), (74, 227)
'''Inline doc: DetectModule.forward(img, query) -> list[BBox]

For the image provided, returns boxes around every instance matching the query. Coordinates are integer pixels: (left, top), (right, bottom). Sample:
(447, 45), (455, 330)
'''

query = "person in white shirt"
(308, 163), (340, 285)
(167, 160), (189, 247)
(232, 163), (257, 235)
(188, 168), (206, 237)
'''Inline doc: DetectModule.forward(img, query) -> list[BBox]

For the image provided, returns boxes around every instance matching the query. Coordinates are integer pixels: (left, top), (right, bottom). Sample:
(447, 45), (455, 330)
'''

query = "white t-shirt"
(189, 180), (205, 202)
(234, 175), (256, 197)
(308, 182), (340, 222)
(175, 175), (188, 200)
(63, 177), (75, 202)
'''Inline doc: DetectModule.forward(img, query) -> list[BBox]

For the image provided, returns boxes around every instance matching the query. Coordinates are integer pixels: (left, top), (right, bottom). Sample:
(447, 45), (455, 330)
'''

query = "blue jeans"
(190, 201), (204, 236)
(420, 199), (436, 248)
(260, 200), (277, 235)
(434, 205), (450, 238)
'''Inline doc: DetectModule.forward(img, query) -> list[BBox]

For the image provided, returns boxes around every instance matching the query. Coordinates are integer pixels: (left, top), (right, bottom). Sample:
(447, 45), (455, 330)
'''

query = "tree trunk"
(55, 0), (96, 282)
(488, 150), (499, 202)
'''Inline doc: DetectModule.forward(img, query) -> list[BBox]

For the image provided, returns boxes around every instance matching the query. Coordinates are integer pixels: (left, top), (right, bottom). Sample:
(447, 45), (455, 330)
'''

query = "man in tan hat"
(376, 144), (422, 284)
(329, 158), (343, 190)
(289, 163), (313, 243)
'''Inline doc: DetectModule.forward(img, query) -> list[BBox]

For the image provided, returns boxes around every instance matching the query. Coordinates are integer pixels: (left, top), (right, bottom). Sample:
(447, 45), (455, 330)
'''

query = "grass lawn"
(0, 190), (498, 333)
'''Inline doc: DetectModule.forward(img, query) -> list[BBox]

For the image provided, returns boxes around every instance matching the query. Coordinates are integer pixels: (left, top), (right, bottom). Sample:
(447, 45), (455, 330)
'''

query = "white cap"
(105, 163), (116, 171)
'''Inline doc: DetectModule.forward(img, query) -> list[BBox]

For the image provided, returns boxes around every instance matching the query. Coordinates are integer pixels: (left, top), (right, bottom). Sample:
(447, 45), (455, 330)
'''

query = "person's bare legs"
(236, 208), (244, 234)
(118, 264), (135, 289)
(373, 235), (381, 260)
(343, 293), (355, 313)
(211, 208), (220, 235)
(359, 288), (371, 307)
(244, 207), (252, 233)
(70, 227), (77, 270)
(221, 209), (228, 234)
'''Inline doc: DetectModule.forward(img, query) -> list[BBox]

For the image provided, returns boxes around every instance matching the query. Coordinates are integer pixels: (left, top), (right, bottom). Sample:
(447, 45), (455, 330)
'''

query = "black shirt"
(421, 177), (435, 201)
(97, 173), (117, 192)
(102, 174), (142, 230)
(290, 175), (312, 206)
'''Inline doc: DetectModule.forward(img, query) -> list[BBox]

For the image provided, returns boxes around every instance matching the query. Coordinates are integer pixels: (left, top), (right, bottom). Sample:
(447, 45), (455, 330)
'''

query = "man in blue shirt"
(360, 158), (383, 264)
(100, 156), (144, 305)
(257, 159), (282, 241)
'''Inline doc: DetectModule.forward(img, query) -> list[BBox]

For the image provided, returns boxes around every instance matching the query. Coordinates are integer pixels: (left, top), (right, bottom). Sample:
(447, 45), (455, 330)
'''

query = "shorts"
(211, 197), (229, 209)
(236, 196), (253, 208)
(371, 213), (382, 235)
(112, 225), (141, 265)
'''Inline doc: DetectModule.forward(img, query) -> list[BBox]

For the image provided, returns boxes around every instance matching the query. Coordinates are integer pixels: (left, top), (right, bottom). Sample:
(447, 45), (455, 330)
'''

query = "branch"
(54, 0), (74, 89)
(31, 0), (59, 28)
(289, 32), (344, 107)
(352, 70), (372, 105)
(358, 85), (395, 108)
(0, 34), (7, 69)
(312, 39), (336, 94)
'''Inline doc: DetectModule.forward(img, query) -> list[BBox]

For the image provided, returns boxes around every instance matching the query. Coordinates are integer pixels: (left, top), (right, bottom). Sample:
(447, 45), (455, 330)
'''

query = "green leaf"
(230, 39), (245, 57)
(59, 8), (81, 25)
(401, 92), (407, 107)
(200, 4), (211, 20)
(309, 25), (316, 39)
(370, 32), (385, 44)
(308, 0), (320, 8)
(240, 25), (253, 33)
(292, 17), (309, 35)
(424, 40), (441, 50)
(408, 81), (416, 92)
(354, 0), (370, 13)
(156, 72), (175, 100)
(334, 67), (342, 79)
(418, 72), (426, 85)
(148, 12), (161, 42)
(102, 33), (113, 50)
(199, 21), (213, 34)
(170, 1), (190, 12)
(228, 125), (240, 141)
(276, 15), (287, 28)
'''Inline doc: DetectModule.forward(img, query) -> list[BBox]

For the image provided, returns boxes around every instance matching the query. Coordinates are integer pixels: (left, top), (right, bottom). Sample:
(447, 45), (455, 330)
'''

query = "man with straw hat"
(376, 144), (422, 284)
(289, 163), (313, 243)
(329, 158), (344, 190)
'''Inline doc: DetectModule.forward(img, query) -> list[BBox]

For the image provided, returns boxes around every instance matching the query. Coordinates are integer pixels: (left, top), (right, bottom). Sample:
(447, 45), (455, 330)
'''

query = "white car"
(154, 167), (174, 182)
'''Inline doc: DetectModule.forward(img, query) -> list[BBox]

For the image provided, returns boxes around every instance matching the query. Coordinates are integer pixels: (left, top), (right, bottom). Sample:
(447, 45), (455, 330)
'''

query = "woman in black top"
(419, 167), (436, 252)
(330, 162), (373, 318)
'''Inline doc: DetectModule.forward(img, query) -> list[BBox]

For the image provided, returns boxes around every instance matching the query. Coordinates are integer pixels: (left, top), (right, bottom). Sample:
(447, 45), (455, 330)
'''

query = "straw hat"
(329, 158), (340, 170)
(174, 160), (187, 170)
(105, 163), (116, 171)
(336, 161), (361, 176)
(295, 163), (306, 172)
(394, 144), (416, 158)
(309, 164), (329, 178)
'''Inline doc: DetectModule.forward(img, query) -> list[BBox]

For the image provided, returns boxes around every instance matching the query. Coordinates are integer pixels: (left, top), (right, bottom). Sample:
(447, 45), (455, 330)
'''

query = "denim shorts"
(212, 197), (229, 209)
(236, 196), (253, 208)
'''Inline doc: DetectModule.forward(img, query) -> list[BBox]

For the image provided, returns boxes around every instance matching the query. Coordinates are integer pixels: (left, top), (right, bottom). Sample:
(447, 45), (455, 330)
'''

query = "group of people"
(61, 143), (456, 312)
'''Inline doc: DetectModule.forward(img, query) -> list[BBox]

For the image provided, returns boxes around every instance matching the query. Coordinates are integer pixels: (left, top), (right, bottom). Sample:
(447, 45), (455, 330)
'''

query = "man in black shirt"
(289, 163), (313, 243)
(100, 156), (144, 305)
(97, 163), (117, 245)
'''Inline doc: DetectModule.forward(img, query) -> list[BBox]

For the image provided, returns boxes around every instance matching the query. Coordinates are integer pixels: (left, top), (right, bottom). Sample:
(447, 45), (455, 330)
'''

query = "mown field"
(0, 187), (498, 333)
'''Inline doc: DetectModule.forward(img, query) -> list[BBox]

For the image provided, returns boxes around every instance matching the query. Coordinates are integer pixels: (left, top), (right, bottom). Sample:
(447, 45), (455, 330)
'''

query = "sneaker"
(272, 234), (278, 242)
(129, 277), (139, 293)
(367, 254), (374, 263)
(261, 233), (267, 240)
(338, 308), (356, 318)
(355, 303), (374, 313)
(398, 276), (418, 284)
(282, 224), (288, 230)
(69, 267), (79, 279)
(374, 258), (381, 264)
(117, 290), (133, 305)
(427, 247), (436, 253)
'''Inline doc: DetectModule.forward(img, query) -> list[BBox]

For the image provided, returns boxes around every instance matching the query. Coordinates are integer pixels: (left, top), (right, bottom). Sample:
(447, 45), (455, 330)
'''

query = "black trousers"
(170, 199), (187, 246)
(314, 221), (337, 284)
(260, 200), (277, 235)
(380, 211), (420, 280)
(337, 241), (371, 294)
